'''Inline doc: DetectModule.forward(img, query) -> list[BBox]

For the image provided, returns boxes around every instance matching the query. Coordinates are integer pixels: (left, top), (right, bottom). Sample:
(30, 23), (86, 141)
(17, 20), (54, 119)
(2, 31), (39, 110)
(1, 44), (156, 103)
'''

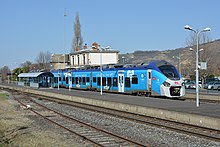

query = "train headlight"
(163, 81), (170, 87)
(182, 82), (185, 86)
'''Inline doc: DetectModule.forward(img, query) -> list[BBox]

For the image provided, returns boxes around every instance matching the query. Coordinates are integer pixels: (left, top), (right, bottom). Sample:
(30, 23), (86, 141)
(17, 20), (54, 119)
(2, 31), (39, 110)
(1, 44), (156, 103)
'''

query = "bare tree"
(36, 51), (51, 69)
(186, 30), (211, 47)
(71, 12), (83, 53)
(185, 30), (213, 81)
(0, 66), (10, 82)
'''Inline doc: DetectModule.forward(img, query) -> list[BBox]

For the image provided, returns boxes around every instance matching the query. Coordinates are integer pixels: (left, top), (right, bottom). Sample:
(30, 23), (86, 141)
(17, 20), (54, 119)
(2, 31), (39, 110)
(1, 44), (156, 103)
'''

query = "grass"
(0, 93), (8, 100)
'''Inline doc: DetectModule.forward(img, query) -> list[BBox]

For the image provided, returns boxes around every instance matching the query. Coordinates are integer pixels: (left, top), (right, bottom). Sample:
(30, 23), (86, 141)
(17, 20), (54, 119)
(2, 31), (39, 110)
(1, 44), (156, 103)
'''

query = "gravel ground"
(35, 98), (220, 147)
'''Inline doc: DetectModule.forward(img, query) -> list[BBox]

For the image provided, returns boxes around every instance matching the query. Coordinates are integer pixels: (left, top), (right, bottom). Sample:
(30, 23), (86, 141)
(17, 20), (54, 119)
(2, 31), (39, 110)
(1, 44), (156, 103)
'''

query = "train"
(51, 60), (185, 98)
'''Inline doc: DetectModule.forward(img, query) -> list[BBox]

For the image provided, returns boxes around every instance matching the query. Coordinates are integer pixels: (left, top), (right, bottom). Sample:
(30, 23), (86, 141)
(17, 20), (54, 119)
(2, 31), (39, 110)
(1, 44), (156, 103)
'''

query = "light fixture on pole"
(184, 25), (211, 107)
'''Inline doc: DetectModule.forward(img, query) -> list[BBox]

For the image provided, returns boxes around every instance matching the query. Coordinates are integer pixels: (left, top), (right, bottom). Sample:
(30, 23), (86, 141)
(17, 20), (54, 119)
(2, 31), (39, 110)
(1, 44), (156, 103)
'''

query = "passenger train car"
(51, 60), (185, 98)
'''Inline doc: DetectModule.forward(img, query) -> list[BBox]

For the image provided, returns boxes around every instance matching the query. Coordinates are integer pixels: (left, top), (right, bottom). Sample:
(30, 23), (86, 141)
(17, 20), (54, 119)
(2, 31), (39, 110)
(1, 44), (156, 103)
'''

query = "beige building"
(51, 54), (69, 69)
(69, 49), (119, 68)
(51, 42), (119, 69)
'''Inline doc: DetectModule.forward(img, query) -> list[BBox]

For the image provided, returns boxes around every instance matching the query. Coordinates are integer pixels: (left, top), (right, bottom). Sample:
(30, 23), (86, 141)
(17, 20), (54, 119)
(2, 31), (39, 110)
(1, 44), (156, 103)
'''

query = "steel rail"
(14, 96), (146, 147)
(32, 94), (220, 142)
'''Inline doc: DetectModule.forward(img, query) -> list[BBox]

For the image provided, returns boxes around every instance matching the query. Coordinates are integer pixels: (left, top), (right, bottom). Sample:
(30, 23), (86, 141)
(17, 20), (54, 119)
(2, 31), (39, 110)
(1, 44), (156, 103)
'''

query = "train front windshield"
(158, 65), (180, 80)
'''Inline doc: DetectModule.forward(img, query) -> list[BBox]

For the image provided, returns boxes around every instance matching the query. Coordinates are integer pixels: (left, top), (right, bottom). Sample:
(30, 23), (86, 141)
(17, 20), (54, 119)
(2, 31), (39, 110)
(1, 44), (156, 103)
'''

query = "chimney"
(83, 43), (87, 49)
(92, 42), (98, 50)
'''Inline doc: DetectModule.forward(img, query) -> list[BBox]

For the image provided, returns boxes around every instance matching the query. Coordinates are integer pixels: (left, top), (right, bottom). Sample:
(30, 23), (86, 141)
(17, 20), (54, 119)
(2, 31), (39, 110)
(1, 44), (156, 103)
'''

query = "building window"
(78, 55), (80, 65)
(83, 54), (86, 65)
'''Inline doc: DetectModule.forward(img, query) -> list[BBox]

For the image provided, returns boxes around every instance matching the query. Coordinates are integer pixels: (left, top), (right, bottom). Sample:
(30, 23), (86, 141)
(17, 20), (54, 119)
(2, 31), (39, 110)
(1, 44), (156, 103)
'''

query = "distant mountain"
(119, 39), (220, 78)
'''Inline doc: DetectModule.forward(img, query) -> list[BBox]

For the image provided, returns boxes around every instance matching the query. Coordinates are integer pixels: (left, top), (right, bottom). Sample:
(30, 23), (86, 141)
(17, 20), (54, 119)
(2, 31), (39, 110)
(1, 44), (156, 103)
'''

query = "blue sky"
(0, 0), (219, 69)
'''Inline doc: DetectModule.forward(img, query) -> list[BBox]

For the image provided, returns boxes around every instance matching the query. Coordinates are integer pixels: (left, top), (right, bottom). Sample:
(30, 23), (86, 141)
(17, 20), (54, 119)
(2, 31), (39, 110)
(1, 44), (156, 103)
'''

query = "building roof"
(70, 48), (119, 55)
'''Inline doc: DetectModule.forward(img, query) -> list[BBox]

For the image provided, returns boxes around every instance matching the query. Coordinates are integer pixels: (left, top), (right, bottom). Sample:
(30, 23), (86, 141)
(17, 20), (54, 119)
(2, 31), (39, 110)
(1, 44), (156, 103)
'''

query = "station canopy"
(18, 72), (54, 78)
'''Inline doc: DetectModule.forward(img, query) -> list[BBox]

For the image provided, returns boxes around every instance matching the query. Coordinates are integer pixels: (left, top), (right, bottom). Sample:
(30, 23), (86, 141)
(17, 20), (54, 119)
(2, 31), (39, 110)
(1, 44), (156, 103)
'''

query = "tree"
(21, 61), (32, 73)
(36, 51), (51, 69)
(12, 67), (23, 81)
(185, 30), (213, 82)
(71, 12), (83, 53)
(0, 66), (10, 82)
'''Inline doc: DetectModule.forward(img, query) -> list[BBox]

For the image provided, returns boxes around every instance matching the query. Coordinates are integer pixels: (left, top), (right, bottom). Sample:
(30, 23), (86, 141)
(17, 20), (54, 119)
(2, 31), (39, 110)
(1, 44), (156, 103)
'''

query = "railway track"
(24, 92), (220, 143)
(3, 88), (220, 145)
(14, 93), (146, 147)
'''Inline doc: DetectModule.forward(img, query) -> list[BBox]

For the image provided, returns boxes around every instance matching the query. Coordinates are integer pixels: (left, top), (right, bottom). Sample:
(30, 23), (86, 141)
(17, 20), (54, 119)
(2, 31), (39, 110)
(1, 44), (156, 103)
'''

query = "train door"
(118, 72), (124, 92)
(90, 72), (92, 89)
(147, 69), (152, 94)
(68, 72), (72, 89)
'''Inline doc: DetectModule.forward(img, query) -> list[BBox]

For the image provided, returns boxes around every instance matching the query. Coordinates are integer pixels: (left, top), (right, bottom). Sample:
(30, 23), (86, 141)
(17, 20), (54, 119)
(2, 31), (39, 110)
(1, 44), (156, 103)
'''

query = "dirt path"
(0, 90), (84, 147)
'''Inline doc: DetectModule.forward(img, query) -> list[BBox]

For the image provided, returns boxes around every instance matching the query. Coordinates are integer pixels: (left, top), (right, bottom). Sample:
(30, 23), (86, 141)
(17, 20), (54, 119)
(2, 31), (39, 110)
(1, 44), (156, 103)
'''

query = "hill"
(119, 39), (220, 78)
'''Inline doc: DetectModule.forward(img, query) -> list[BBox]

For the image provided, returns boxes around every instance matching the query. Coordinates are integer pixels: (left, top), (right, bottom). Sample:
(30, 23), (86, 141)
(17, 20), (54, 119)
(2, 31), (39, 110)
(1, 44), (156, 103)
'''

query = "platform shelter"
(18, 72), (54, 88)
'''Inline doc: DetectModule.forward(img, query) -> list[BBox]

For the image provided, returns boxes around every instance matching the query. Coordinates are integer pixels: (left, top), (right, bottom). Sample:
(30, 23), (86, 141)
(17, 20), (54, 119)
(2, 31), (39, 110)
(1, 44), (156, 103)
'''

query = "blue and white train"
(51, 60), (185, 98)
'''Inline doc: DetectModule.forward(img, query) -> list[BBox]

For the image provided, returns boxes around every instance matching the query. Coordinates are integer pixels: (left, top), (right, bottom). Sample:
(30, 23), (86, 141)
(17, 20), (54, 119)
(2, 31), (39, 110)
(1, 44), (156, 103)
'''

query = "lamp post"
(100, 46), (103, 95)
(58, 56), (60, 90)
(184, 25), (211, 107)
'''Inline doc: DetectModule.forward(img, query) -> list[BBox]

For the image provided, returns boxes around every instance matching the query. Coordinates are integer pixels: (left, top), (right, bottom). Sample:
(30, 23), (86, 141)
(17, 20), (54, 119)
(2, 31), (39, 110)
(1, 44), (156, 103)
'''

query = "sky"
(0, 0), (219, 69)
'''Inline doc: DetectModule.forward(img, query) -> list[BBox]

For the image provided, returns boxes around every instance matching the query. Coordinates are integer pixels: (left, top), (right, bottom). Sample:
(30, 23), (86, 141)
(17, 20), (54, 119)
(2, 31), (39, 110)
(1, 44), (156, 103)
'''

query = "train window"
(93, 77), (96, 83)
(79, 77), (82, 84)
(72, 77), (75, 84)
(54, 77), (58, 83)
(86, 77), (90, 82)
(132, 76), (138, 84)
(82, 77), (86, 85)
(125, 77), (131, 88)
(107, 77), (112, 86)
(59, 77), (61, 82)
(158, 65), (180, 80)
(97, 77), (100, 86)
(66, 77), (69, 84)
(76, 77), (79, 84)
(102, 77), (106, 86)
(113, 77), (118, 87)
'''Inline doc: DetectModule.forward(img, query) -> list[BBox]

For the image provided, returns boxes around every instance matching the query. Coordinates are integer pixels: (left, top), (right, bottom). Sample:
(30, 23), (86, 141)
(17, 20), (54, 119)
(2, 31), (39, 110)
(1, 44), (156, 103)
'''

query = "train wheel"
(137, 92), (142, 96)
(145, 92), (151, 97)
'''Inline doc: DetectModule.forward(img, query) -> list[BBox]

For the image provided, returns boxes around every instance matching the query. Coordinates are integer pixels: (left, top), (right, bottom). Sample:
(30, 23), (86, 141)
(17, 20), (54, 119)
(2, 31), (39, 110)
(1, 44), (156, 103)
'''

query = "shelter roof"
(18, 72), (53, 78)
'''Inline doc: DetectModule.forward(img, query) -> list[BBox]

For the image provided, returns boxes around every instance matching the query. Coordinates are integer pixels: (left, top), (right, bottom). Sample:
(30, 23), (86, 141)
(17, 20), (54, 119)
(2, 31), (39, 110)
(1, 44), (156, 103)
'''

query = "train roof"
(147, 60), (172, 68)
(50, 60), (175, 73)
